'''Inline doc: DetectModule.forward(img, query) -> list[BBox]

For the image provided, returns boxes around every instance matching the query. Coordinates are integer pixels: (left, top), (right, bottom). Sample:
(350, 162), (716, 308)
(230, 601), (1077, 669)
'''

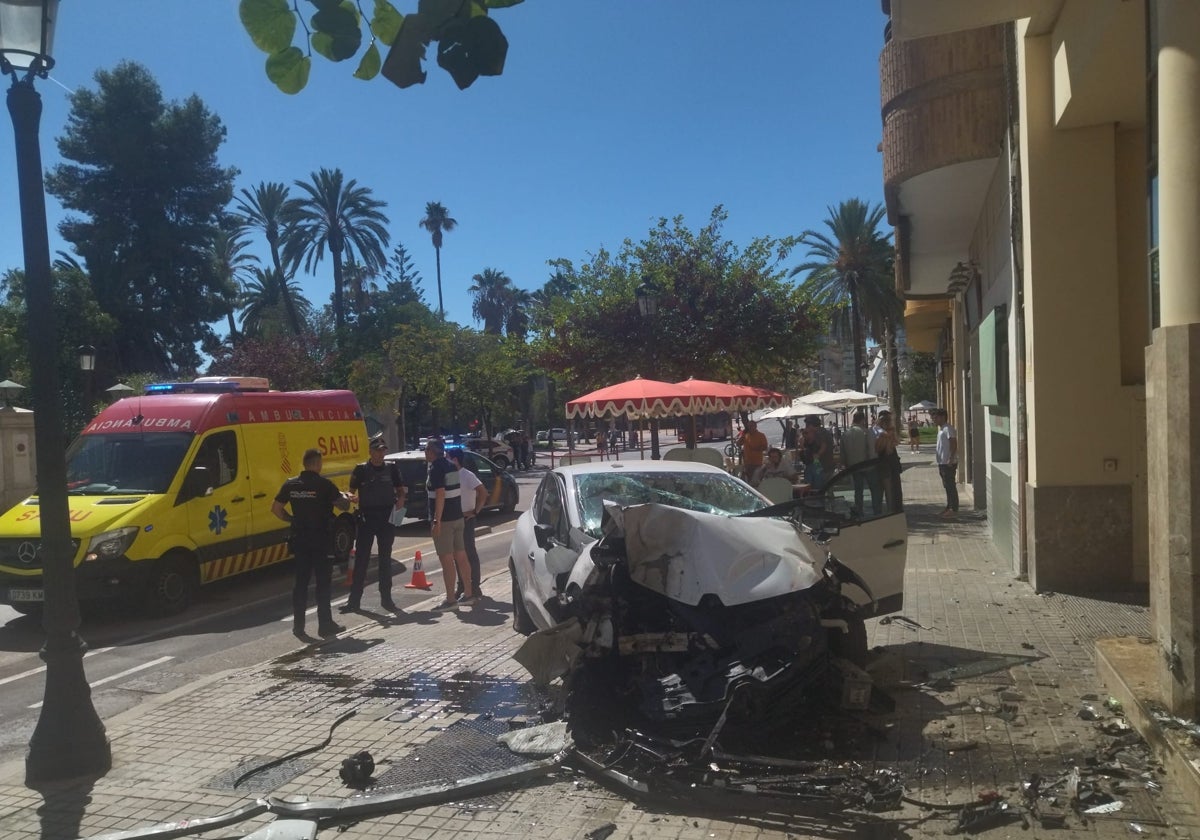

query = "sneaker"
(338, 602), (360, 614)
(379, 597), (398, 612)
(292, 622), (307, 640)
(434, 599), (458, 612)
(318, 622), (345, 637)
(458, 595), (480, 608)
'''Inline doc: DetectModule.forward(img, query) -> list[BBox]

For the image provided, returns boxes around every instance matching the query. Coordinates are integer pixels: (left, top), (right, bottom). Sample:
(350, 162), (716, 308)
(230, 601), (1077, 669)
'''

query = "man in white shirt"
(449, 449), (489, 606)
(933, 408), (959, 517)
(841, 409), (880, 515)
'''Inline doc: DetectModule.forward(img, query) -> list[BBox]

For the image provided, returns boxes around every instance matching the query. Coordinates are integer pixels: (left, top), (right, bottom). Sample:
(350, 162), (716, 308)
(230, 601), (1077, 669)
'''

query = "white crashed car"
(508, 459), (908, 723)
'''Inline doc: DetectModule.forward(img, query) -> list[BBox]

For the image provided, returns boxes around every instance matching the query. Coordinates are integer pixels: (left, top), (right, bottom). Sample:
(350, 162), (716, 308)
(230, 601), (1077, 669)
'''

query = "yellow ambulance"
(0, 377), (368, 615)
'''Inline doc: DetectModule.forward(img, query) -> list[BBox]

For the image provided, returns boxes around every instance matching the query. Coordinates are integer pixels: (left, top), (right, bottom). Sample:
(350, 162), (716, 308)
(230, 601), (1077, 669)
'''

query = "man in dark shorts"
(425, 438), (470, 611)
(272, 448), (352, 639)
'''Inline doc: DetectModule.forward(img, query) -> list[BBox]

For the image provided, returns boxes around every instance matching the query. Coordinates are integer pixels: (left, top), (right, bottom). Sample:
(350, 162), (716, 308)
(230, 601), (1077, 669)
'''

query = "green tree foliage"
(790, 199), (896, 393)
(239, 0), (524, 95)
(283, 167), (390, 342)
(234, 181), (304, 334)
(238, 267), (314, 339)
(0, 266), (119, 433)
(900, 351), (937, 409)
(207, 333), (335, 392)
(383, 241), (425, 301)
(531, 207), (816, 395)
(45, 61), (237, 375)
(418, 201), (456, 319)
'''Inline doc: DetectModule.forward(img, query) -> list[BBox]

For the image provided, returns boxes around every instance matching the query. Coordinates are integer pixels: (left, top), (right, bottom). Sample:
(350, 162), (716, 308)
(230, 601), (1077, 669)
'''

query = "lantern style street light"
(635, 276), (663, 459)
(2, 0), (111, 783)
(447, 374), (457, 437)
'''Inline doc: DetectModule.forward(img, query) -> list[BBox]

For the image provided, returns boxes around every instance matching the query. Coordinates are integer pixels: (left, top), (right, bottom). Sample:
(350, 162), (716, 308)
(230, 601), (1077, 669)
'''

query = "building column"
(1149, 0), (1200, 717)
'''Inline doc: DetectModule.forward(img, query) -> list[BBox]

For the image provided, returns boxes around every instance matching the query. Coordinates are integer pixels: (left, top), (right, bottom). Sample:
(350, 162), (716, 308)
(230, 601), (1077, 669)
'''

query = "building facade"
(880, 0), (1200, 715)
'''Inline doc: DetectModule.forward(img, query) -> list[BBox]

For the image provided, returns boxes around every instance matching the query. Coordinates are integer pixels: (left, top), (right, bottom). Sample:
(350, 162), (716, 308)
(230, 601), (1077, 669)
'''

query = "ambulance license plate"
(9, 588), (44, 603)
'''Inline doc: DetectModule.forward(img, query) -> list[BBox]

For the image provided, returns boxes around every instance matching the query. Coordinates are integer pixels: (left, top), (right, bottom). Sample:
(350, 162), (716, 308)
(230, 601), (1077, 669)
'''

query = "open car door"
(807, 458), (907, 617)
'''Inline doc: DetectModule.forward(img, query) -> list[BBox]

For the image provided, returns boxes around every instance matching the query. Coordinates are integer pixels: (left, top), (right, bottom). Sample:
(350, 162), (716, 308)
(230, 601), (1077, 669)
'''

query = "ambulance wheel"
(145, 552), (199, 616)
(332, 517), (355, 565)
(510, 560), (534, 636)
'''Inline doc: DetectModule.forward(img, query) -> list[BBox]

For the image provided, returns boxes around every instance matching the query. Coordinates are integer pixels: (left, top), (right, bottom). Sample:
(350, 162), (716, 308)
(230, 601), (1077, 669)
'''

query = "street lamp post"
(447, 375), (457, 438)
(2, 0), (111, 783)
(635, 276), (663, 460)
(78, 343), (95, 418)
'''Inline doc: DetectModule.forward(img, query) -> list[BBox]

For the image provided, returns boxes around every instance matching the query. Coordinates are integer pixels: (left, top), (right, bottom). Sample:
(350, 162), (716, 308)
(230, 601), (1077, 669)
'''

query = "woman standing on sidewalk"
(875, 412), (903, 511)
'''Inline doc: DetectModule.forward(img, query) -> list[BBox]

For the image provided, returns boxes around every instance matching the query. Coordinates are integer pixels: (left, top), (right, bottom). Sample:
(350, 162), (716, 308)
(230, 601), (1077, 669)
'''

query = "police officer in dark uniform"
(272, 448), (351, 639)
(342, 437), (407, 613)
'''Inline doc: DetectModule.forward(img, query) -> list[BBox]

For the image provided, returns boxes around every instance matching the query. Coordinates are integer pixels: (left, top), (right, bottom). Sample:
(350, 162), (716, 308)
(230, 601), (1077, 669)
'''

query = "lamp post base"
(25, 631), (111, 784)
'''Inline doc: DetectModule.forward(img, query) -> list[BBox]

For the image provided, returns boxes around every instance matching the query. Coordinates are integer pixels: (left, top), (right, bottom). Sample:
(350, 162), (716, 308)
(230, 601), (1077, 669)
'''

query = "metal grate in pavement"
(206, 756), (314, 792)
(372, 716), (527, 809)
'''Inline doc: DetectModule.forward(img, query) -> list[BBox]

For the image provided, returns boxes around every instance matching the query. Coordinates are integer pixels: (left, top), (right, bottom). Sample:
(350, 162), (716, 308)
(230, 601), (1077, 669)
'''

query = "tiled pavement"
(0, 452), (1192, 840)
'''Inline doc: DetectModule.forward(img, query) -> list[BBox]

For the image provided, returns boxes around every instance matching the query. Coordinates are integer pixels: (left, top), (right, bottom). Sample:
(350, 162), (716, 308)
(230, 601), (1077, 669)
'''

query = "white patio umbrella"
(908, 399), (936, 411)
(802, 388), (881, 410)
(759, 400), (831, 420)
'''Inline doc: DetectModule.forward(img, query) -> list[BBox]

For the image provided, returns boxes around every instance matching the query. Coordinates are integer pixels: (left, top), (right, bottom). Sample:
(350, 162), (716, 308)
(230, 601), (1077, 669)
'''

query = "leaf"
(307, 0), (344, 8)
(371, 0), (404, 45)
(240, 0), (296, 54)
(382, 12), (432, 88)
(311, 3), (362, 61)
(418, 0), (468, 29)
(266, 47), (311, 94)
(482, 0), (524, 7)
(354, 42), (382, 80)
(469, 2), (487, 18)
(437, 15), (507, 88)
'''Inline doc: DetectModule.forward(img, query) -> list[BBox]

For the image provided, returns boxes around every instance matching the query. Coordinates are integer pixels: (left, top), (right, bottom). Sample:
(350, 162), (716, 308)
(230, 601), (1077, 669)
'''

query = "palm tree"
(790, 199), (894, 391)
(239, 267), (313, 339)
(468, 267), (513, 333)
(234, 181), (303, 335)
(501, 285), (533, 340)
(419, 201), (457, 319)
(210, 226), (259, 343)
(284, 168), (390, 341)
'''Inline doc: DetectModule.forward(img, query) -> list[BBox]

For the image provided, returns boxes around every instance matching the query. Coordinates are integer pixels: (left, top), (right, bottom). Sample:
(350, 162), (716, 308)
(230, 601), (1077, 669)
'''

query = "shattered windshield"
(65, 432), (194, 495)
(575, 471), (767, 535)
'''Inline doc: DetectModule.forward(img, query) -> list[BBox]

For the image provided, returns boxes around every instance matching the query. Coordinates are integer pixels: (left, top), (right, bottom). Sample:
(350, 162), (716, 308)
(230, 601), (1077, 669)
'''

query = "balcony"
(881, 26), (1006, 297)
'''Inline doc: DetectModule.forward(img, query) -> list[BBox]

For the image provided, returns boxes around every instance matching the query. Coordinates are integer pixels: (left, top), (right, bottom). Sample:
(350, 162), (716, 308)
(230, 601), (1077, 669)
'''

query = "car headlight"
(84, 526), (140, 562)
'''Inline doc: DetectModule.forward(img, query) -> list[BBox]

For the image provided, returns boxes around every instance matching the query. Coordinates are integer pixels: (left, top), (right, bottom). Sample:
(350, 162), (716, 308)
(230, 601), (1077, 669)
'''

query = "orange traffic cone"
(403, 549), (433, 590)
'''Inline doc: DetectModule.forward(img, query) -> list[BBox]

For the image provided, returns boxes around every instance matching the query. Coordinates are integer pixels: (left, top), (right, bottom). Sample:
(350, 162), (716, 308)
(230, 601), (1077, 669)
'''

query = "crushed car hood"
(619, 504), (823, 606)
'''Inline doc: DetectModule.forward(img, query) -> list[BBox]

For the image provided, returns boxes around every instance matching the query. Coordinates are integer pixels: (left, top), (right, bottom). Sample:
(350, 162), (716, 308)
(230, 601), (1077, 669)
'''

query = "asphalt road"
(0, 470), (542, 759)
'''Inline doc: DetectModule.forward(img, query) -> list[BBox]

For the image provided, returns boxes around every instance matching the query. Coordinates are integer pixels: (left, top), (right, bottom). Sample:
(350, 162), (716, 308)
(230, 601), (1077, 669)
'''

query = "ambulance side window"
(194, 432), (238, 490)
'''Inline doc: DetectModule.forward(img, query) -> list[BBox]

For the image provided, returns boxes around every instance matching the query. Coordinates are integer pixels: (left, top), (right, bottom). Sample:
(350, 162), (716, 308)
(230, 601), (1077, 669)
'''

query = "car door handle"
(253, 492), (267, 499)
(230, 496), (246, 503)
(883, 539), (905, 549)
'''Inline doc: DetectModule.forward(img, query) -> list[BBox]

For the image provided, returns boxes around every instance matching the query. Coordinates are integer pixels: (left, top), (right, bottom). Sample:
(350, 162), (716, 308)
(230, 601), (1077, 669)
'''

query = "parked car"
(384, 448), (519, 521)
(463, 437), (514, 469)
(508, 459), (907, 724)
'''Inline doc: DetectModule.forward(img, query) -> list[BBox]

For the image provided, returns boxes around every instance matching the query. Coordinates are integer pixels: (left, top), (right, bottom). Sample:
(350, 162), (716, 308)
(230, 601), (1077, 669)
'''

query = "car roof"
(551, 460), (731, 478)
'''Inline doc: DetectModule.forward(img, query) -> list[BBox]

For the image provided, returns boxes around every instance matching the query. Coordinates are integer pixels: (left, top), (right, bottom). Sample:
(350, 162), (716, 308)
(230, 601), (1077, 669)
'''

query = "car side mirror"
(533, 522), (555, 550)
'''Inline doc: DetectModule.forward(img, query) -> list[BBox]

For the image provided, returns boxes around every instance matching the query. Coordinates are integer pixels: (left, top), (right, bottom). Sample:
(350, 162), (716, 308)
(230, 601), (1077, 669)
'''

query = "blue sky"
(0, 1), (888, 331)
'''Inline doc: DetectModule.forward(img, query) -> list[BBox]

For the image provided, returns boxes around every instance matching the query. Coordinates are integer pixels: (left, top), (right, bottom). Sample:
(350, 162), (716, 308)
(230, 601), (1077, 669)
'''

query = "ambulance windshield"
(65, 432), (194, 495)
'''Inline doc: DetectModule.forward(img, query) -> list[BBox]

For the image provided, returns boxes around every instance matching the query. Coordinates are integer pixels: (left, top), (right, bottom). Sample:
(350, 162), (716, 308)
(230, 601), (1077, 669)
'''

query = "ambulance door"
(179, 429), (253, 582)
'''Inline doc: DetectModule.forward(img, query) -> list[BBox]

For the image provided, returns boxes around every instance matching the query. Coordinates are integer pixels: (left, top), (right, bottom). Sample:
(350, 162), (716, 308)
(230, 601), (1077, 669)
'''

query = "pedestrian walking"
(449, 449), (489, 606)
(342, 438), (407, 613)
(272, 448), (352, 639)
(933, 407), (959, 517)
(596, 428), (608, 460)
(908, 415), (921, 452)
(425, 438), (471, 611)
(519, 430), (532, 470)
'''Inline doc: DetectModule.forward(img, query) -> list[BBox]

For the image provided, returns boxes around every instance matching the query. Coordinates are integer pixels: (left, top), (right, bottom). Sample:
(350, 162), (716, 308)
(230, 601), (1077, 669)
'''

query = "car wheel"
(829, 614), (868, 669)
(144, 551), (199, 616)
(493, 454), (510, 470)
(510, 559), (535, 635)
(501, 487), (518, 514)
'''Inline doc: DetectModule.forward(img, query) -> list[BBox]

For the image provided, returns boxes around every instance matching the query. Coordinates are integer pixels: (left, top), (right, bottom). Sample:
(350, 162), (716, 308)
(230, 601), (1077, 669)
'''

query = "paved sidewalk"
(0, 453), (1191, 839)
